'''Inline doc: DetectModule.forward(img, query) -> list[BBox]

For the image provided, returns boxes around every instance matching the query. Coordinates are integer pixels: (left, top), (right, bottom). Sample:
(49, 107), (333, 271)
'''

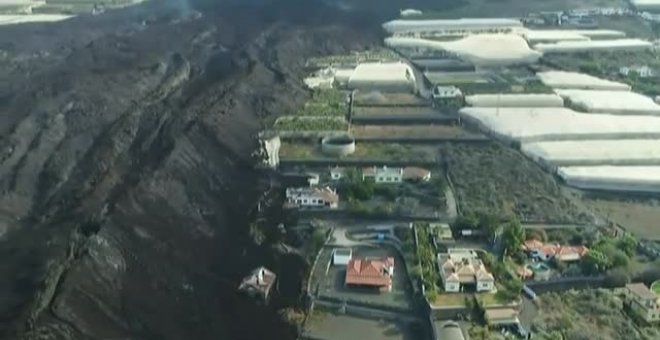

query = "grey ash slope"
(0, 1), (379, 339)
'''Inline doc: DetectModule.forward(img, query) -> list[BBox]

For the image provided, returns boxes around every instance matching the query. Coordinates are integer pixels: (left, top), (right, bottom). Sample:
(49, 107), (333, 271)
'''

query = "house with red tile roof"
(523, 239), (588, 262)
(345, 257), (394, 292)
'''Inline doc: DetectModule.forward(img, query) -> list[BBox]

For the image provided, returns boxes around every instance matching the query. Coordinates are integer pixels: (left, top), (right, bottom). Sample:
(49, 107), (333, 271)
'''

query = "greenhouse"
(346, 62), (417, 93)
(558, 166), (660, 193)
(465, 94), (564, 107)
(534, 39), (652, 53)
(385, 35), (542, 67)
(522, 139), (660, 168)
(536, 71), (631, 91)
(459, 107), (660, 143)
(555, 89), (660, 115)
(630, 0), (660, 11)
(521, 29), (626, 43)
(381, 18), (522, 35)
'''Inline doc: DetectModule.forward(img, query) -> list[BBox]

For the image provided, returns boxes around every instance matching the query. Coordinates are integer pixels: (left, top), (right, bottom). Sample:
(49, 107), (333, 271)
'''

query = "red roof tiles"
(345, 257), (394, 287)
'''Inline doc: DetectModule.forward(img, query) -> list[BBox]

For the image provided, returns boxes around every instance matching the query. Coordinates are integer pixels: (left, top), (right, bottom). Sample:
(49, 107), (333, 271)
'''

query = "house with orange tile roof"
(345, 257), (394, 292)
(523, 239), (588, 262)
(438, 249), (495, 293)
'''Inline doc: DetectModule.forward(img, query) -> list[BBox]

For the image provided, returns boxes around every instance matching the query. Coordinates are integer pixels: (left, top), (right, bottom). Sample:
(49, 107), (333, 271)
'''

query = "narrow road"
(445, 186), (458, 221)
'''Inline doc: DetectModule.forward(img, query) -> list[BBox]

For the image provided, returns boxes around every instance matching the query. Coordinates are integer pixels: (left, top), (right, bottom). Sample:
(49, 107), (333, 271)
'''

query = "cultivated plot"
(444, 143), (591, 223)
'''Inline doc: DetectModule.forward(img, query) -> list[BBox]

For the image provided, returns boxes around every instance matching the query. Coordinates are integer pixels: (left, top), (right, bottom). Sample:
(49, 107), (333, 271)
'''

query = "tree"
(501, 220), (526, 256)
(343, 168), (374, 201)
(605, 267), (631, 288)
(581, 250), (611, 275)
(527, 228), (548, 242)
(617, 234), (637, 257)
(610, 249), (630, 268)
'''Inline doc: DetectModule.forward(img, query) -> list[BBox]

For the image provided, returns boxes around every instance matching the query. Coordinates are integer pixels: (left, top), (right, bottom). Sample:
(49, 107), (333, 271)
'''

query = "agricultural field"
(306, 48), (399, 68)
(444, 143), (592, 223)
(583, 198), (660, 240)
(353, 92), (428, 107)
(350, 124), (484, 141)
(531, 289), (660, 340)
(279, 142), (437, 163)
(353, 107), (443, 117)
(273, 116), (348, 131)
(294, 89), (349, 117)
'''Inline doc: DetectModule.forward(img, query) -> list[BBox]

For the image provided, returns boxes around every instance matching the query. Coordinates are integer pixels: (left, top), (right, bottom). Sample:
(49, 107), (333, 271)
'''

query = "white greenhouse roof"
(536, 71), (631, 91)
(382, 18), (523, 34)
(0, 14), (72, 26)
(555, 89), (660, 115)
(347, 62), (416, 84)
(534, 39), (652, 53)
(466, 94), (564, 107)
(558, 166), (660, 193)
(522, 139), (660, 167)
(522, 29), (626, 43)
(459, 107), (660, 143)
(386, 35), (541, 66)
(630, 0), (660, 10)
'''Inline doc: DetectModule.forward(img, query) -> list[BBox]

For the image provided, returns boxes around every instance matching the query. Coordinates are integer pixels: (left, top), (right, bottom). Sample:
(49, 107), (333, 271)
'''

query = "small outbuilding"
(333, 248), (352, 266)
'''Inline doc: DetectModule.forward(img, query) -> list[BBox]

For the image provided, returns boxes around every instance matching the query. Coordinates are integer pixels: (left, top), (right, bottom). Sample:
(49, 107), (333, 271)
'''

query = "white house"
(438, 249), (495, 293)
(329, 167), (345, 181)
(306, 172), (320, 186)
(433, 85), (463, 100)
(285, 187), (339, 209)
(362, 166), (403, 183)
(332, 248), (352, 265)
(620, 65), (655, 78)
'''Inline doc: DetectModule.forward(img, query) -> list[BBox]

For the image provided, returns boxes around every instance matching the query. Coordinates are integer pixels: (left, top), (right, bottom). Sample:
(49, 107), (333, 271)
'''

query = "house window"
(303, 199), (308, 204)
(297, 199), (302, 204)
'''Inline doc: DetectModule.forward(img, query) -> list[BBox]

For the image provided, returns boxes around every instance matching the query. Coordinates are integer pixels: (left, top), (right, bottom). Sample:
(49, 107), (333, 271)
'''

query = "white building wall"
(445, 282), (460, 292)
(477, 281), (494, 292)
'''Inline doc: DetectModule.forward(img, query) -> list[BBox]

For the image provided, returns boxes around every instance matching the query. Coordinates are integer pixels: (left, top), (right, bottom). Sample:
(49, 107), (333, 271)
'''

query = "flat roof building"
(347, 62), (417, 93)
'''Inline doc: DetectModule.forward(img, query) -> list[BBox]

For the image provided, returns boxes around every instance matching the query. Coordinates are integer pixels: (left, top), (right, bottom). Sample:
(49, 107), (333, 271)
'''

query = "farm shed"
(332, 248), (352, 266)
(558, 166), (660, 193)
(534, 39), (652, 53)
(536, 71), (631, 91)
(522, 139), (660, 168)
(465, 94), (564, 107)
(385, 35), (541, 67)
(555, 89), (660, 115)
(382, 18), (522, 35)
(459, 107), (660, 143)
(347, 62), (417, 93)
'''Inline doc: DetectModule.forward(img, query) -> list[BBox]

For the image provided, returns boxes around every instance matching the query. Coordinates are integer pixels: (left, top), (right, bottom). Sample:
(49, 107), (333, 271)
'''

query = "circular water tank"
(321, 134), (356, 156)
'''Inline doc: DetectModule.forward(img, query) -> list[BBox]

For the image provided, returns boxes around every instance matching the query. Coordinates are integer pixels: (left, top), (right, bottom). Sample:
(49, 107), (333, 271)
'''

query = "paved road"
(445, 186), (458, 221)
(329, 227), (368, 247)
